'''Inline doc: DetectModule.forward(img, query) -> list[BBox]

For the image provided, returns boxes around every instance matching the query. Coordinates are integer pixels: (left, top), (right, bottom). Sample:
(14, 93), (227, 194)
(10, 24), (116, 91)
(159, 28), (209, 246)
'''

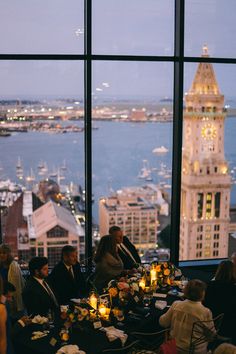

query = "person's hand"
(19, 316), (32, 326)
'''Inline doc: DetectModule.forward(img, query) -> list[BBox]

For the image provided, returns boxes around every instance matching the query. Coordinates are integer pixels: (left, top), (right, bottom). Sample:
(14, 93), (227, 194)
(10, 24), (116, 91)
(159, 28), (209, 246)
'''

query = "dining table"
(13, 284), (184, 354)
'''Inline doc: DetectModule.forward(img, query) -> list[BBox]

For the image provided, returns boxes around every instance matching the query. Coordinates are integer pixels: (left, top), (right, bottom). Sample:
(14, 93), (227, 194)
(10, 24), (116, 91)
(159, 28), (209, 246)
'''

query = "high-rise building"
(180, 46), (231, 260)
(99, 187), (158, 254)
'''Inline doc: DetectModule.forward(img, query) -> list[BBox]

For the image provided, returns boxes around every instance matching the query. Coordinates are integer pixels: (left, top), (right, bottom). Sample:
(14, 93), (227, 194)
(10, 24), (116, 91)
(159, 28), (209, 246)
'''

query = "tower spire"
(202, 44), (209, 57)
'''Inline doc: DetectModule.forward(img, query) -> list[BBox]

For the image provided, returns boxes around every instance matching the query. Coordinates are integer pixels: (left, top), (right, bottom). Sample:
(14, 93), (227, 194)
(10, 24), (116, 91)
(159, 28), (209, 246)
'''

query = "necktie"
(120, 243), (136, 264)
(43, 280), (59, 307)
(68, 266), (74, 279)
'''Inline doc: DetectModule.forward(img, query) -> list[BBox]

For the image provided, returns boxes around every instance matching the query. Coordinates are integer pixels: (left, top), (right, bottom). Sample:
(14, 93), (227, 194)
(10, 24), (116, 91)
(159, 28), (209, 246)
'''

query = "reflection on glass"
(92, 61), (173, 261)
(0, 0), (84, 53)
(93, 0), (174, 55)
(180, 47), (232, 261)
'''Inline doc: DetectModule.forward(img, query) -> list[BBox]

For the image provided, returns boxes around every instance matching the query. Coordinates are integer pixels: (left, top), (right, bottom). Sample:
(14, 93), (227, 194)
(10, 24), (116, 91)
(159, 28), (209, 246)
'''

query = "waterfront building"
(3, 191), (43, 257)
(180, 46), (231, 260)
(32, 200), (83, 266)
(99, 186), (159, 254)
(130, 108), (147, 121)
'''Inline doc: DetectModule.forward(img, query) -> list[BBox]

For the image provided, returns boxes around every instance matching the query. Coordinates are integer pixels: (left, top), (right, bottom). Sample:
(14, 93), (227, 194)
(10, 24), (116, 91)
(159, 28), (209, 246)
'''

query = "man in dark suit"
(109, 226), (141, 270)
(22, 257), (59, 317)
(48, 245), (87, 305)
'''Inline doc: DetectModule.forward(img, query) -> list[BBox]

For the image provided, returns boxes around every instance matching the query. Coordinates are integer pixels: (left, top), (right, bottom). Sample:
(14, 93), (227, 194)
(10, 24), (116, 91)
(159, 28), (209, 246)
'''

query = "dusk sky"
(0, 0), (236, 99)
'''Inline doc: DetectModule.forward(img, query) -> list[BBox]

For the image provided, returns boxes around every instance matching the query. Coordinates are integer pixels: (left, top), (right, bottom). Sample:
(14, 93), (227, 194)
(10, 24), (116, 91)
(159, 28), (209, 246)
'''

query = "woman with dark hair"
(159, 279), (213, 353)
(204, 260), (236, 343)
(93, 235), (123, 292)
(0, 245), (25, 317)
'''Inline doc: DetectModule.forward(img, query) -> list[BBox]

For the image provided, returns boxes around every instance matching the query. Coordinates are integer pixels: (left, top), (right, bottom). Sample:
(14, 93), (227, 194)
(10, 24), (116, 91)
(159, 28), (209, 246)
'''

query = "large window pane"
(185, 0), (236, 58)
(93, 0), (174, 55)
(180, 54), (236, 261)
(0, 0), (84, 54)
(0, 61), (85, 266)
(92, 61), (173, 261)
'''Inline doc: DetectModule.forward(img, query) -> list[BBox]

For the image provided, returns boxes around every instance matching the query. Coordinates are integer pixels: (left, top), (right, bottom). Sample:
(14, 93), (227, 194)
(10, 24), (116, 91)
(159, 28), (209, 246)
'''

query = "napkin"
(56, 344), (86, 354)
(32, 315), (48, 324)
(31, 330), (49, 340)
(102, 326), (128, 346)
(155, 300), (167, 310)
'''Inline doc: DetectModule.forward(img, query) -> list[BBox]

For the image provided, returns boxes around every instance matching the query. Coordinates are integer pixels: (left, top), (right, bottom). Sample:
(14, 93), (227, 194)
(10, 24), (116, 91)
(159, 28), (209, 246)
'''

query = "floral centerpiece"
(154, 262), (176, 287)
(61, 303), (95, 330)
(107, 276), (142, 311)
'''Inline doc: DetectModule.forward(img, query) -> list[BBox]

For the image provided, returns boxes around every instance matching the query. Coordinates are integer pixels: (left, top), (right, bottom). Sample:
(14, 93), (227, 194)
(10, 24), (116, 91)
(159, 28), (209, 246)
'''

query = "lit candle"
(99, 304), (107, 317)
(150, 268), (157, 283)
(139, 278), (146, 290)
(89, 293), (98, 310)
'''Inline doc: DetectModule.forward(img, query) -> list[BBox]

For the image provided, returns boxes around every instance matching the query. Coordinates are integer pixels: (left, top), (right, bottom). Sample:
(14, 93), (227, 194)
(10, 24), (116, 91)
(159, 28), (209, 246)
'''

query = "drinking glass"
(143, 295), (152, 308)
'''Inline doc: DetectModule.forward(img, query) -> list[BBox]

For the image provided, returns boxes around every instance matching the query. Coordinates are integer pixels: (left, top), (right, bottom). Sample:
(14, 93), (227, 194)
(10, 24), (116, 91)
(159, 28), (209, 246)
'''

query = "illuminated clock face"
(201, 123), (217, 140)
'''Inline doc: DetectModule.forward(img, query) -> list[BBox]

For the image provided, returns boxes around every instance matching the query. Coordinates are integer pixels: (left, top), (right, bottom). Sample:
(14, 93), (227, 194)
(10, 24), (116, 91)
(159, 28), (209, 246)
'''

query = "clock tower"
(180, 45), (231, 260)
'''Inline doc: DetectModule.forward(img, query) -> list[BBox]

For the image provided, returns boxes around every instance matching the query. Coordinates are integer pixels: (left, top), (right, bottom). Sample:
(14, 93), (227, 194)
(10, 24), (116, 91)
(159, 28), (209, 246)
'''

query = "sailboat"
(26, 168), (35, 182)
(60, 160), (67, 171)
(138, 160), (152, 181)
(16, 157), (24, 179)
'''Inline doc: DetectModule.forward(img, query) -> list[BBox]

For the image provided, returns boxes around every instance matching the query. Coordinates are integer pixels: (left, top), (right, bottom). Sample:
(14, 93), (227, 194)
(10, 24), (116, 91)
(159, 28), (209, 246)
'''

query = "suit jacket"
(118, 236), (141, 270)
(48, 261), (87, 305)
(22, 277), (58, 316)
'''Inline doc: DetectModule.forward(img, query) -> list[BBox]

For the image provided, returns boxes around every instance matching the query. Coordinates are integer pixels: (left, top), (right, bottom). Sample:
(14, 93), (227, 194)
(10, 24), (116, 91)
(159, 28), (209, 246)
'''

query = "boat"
(38, 162), (48, 175)
(145, 175), (153, 182)
(26, 168), (35, 182)
(152, 146), (169, 154)
(38, 160), (44, 169)
(0, 131), (11, 137)
(16, 157), (24, 179)
(138, 160), (152, 179)
(49, 167), (58, 178)
(60, 160), (67, 171)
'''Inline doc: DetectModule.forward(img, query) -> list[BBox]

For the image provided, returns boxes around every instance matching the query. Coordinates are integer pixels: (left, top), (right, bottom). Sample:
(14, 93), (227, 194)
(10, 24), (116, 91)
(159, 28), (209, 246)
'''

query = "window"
(47, 226), (68, 239)
(197, 193), (204, 219)
(1, 0), (236, 268)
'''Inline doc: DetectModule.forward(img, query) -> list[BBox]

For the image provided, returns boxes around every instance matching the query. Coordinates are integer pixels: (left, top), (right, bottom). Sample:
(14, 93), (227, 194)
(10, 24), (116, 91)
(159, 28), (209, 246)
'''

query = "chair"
(101, 340), (139, 353)
(130, 328), (170, 352)
(189, 313), (224, 354)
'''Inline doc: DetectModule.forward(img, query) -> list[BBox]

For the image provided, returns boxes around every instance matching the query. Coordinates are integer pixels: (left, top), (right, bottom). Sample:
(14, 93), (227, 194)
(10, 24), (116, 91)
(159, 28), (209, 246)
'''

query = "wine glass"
(143, 295), (152, 308)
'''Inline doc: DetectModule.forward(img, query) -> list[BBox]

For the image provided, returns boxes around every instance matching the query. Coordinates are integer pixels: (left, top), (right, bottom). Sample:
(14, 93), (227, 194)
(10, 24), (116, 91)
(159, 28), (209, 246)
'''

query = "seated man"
(48, 245), (87, 304)
(109, 226), (141, 270)
(22, 257), (59, 316)
(159, 279), (214, 354)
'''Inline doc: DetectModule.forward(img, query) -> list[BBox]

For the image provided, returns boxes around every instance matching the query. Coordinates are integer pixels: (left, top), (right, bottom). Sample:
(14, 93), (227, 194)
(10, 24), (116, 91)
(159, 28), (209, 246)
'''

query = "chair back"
(101, 339), (139, 353)
(130, 328), (170, 351)
(189, 313), (224, 354)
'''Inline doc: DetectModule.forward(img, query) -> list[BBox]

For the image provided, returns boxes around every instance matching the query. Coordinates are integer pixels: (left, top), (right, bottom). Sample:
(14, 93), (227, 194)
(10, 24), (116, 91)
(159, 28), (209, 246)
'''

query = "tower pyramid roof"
(188, 45), (220, 96)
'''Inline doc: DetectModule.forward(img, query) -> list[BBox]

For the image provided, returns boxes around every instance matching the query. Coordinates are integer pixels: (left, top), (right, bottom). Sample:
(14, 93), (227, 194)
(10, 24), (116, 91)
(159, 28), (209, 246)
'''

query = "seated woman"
(159, 279), (214, 354)
(204, 260), (236, 344)
(0, 244), (25, 318)
(93, 235), (124, 292)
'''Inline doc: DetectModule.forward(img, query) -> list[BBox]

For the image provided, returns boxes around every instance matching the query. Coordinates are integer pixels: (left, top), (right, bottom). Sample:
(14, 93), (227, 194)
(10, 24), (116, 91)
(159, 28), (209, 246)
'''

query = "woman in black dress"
(204, 260), (236, 343)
